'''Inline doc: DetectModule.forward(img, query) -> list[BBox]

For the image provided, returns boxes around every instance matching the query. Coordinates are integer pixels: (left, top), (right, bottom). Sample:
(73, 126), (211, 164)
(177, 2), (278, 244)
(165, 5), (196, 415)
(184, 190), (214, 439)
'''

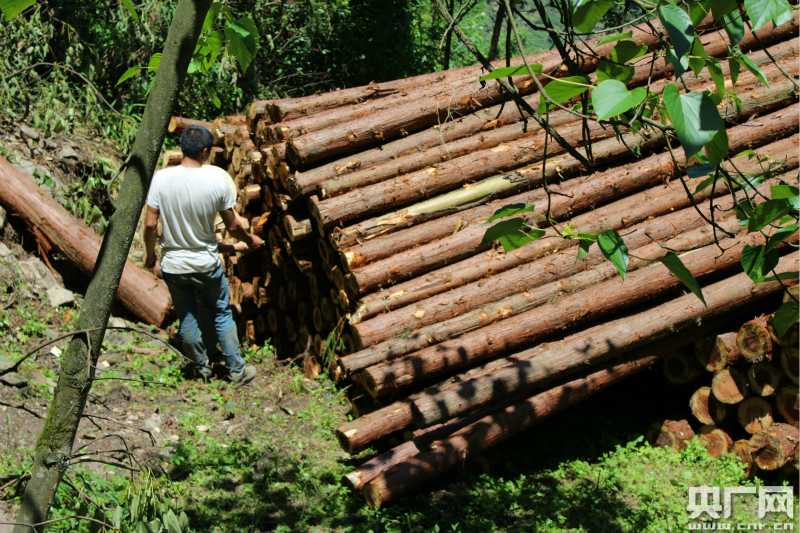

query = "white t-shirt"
(146, 165), (236, 274)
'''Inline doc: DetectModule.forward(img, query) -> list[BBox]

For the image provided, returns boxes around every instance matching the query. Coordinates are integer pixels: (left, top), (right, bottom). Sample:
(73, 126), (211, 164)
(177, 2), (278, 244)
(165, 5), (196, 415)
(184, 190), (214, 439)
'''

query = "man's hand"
(221, 209), (265, 250)
(144, 252), (157, 269)
(153, 260), (163, 280)
(249, 235), (265, 249)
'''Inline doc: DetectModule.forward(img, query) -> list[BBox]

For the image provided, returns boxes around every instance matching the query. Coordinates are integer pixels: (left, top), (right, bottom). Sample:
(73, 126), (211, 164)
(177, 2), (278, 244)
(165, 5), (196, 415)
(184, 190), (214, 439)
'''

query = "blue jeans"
(162, 264), (245, 376)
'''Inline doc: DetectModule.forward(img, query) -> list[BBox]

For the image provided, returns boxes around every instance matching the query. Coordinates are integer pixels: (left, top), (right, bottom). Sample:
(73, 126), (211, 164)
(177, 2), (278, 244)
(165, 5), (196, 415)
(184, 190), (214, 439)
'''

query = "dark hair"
(180, 125), (214, 160)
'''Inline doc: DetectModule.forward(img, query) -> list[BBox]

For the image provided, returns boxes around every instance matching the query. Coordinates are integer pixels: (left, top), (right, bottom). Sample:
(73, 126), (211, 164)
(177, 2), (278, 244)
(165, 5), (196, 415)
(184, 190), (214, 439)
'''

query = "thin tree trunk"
(487, 1), (505, 61)
(12, 1), (211, 530)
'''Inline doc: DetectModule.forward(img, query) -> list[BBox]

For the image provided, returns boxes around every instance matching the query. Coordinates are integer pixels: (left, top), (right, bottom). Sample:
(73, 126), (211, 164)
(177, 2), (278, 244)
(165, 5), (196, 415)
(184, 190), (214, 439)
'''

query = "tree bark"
(407, 254), (796, 426)
(694, 332), (741, 372)
(776, 385), (799, 426)
(12, 2), (211, 531)
(738, 397), (774, 434)
(0, 159), (173, 327)
(348, 127), (799, 317)
(711, 367), (750, 404)
(748, 422), (799, 470)
(646, 420), (696, 451)
(737, 315), (774, 363)
(690, 387), (728, 426)
(698, 426), (734, 457)
(487, 1), (505, 62)
(168, 116), (212, 134)
(747, 362), (783, 396)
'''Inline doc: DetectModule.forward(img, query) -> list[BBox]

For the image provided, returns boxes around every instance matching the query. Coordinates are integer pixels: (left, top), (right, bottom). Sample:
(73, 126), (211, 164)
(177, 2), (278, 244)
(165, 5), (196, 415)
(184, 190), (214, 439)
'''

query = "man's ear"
(202, 147), (212, 162)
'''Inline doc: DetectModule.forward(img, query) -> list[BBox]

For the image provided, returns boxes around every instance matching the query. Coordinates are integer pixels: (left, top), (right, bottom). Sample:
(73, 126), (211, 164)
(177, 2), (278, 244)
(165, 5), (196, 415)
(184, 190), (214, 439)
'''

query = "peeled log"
(663, 352), (704, 385)
(731, 440), (759, 479)
(698, 426), (734, 458)
(0, 156), (173, 327)
(711, 368), (750, 404)
(748, 422), (799, 470)
(646, 420), (696, 451)
(168, 116), (212, 134)
(746, 362), (783, 396)
(408, 255), (796, 427)
(776, 386), (799, 426)
(361, 233), (792, 398)
(737, 315), (774, 363)
(690, 387), (728, 426)
(738, 397), (774, 434)
(782, 347), (799, 385)
(694, 332), (741, 372)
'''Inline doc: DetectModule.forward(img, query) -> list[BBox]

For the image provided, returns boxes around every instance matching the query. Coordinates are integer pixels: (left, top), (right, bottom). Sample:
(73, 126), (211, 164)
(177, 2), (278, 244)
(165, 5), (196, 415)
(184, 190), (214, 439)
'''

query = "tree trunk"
(698, 426), (734, 457)
(12, 2), (211, 531)
(748, 422), (799, 470)
(646, 420), (696, 451)
(776, 385), (799, 426)
(487, 2), (505, 62)
(341, 206), (746, 374)
(694, 332), (741, 372)
(0, 159), (173, 327)
(690, 387), (728, 426)
(747, 362), (783, 396)
(663, 352), (704, 385)
(711, 367), (750, 404)
(168, 116), (212, 134)
(737, 315), (774, 363)
(738, 397), (774, 434)
(350, 130), (798, 320)
(407, 254), (796, 426)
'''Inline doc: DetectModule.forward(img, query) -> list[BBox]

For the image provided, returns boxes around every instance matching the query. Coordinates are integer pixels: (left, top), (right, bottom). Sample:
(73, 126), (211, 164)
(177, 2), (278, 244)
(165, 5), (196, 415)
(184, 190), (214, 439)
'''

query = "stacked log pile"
(648, 290), (799, 478)
(164, 15), (799, 507)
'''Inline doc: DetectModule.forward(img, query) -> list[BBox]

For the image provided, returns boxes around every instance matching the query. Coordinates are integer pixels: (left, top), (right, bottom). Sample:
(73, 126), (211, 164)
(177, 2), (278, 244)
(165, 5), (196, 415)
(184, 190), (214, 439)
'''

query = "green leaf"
(665, 44), (690, 78)
(688, 39), (706, 76)
(481, 218), (546, 253)
(741, 244), (779, 281)
(592, 80), (647, 120)
(743, 0), (793, 30)
(539, 76), (590, 114)
(765, 224), (798, 252)
(479, 64), (543, 81)
(704, 121), (729, 167)
(761, 271), (799, 282)
(705, 56), (726, 96)
(709, 0), (737, 20)
(722, 12), (745, 44)
(736, 54), (769, 87)
(119, 0), (139, 23)
(749, 200), (793, 232)
(612, 41), (648, 63)
(597, 230), (629, 279)
(113, 506), (124, 529)
(205, 86), (221, 108)
(662, 84), (721, 159)
(202, 1), (222, 33)
(659, 5), (695, 60)
(661, 252), (706, 305)
(573, 0), (615, 33)
(771, 184), (800, 209)
(0, 0), (35, 20)
(597, 31), (633, 46)
(163, 510), (181, 533)
(224, 17), (259, 72)
(485, 203), (537, 224)
(147, 53), (162, 73)
(116, 65), (143, 86)
(773, 301), (799, 336)
(178, 511), (189, 531)
(729, 57), (740, 85)
(596, 60), (635, 83)
(204, 30), (224, 64)
(577, 238), (593, 261)
(689, 0), (711, 25)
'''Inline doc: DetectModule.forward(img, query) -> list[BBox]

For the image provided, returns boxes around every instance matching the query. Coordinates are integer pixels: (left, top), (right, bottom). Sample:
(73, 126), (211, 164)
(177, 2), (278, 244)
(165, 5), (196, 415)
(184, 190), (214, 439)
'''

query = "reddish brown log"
(737, 315), (774, 363)
(731, 440), (759, 479)
(747, 362), (783, 396)
(690, 387), (728, 426)
(694, 332), (741, 372)
(698, 426), (734, 457)
(647, 420), (696, 451)
(168, 116), (212, 134)
(738, 397), (774, 434)
(776, 386), (799, 426)
(0, 157), (173, 326)
(748, 422), (799, 470)
(408, 256), (795, 427)
(663, 351), (704, 385)
(711, 368), (750, 404)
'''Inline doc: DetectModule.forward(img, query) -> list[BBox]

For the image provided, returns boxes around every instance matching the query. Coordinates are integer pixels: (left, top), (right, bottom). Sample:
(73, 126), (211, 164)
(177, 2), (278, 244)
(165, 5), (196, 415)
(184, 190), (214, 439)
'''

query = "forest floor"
(0, 203), (795, 533)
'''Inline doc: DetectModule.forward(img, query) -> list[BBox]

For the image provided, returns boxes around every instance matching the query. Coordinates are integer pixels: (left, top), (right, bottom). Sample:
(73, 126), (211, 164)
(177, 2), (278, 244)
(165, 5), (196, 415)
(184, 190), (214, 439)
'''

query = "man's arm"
(220, 209), (264, 249)
(144, 205), (160, 268)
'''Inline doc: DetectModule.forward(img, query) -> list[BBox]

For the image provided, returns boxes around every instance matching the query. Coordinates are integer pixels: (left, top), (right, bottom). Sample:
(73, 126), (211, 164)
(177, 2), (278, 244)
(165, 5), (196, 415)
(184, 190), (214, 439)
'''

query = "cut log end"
(781, 347), (799, 385)
(341, 470), (362, 491)
(364, 483), (383, 510)
(776, 386), (799, 426)
(749, 423), (799, 470)
(690, 386), (728, 426)
(737, 397), (774, 434)
(694, 332), (740, 372)
(711, 367), (750, 404)
(646, 419), (696, 451)
(698, 425), (734, 458)
(731, 440), (758, 479)
(747, 361), (783, 397)
(663, 352), (703, 385)
(737, 315), (774, 363)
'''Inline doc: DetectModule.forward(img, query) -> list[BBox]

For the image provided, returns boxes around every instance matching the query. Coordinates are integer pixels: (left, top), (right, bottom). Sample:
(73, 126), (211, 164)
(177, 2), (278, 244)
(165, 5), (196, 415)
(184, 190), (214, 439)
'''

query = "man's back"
(146, 166), (235, 274)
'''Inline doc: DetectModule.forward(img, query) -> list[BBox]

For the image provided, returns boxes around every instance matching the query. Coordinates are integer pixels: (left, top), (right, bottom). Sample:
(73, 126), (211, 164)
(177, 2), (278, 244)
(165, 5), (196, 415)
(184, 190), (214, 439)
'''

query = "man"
(144, 125), (264, 384)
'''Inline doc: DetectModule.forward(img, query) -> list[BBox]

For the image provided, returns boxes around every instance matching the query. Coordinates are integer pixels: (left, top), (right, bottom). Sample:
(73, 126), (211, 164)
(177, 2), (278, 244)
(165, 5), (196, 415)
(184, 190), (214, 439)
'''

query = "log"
(738, 397), (774, 434)
(776, 385), (799, 426)
(698, 426), (734, 457)
(646, 419), (696, 451)
(782, 347), (799, 385)
(341, 184), (774, 371)
(282, 215), (313, 241)
(663, 352), (704, 385)
(767, 313), (799, 347)
(746, 362), (783, 396)
(360, 232), (794, 399)
(168, 116), (212, 134)
(711, 367), (750, 404)
(361, 347), (676, 509)
(748, 422), (799, 470)
(694, 332), (741, 372)
(408, 254), (796, 427)
(737, 315), (774, 363)
(731, 440), (759, 479)
(0, 156), (173, 327)
(690, 387), (728, 426)
(350, 132), (799, 323)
